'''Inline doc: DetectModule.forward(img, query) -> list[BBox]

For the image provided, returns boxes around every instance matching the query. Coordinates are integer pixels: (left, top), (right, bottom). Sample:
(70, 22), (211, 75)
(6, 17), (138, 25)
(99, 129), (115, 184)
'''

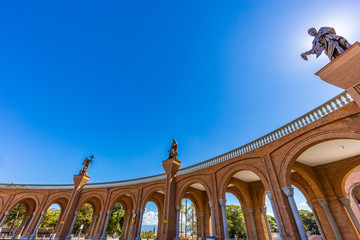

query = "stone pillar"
(86, 215), (98, 239)
(29, 211), (46, 240)
(174, 205), (180, 240)
(260, 207), (272, 240)
(135, 209), (144, 240)
(100, 210), (112, 240)
(306, 202), (326, 240)
(247, 207), (258, 240)
(318, 199), (342, 240)
(161, 157), (181, 240)
(20, 212), (35, 240)
(157, 213), (164, 239)
(241, 209), (249, 240)
(0, 212), (9, 229)
(199, 212), (204, 240)
(65, 211), (79, 240)
(282, 187), (307, 240)
(208, 201), (215, 237)
(92, 211), (102, 240)
(218, 199), (229, 240)
(15, 215), (31, 239)
(265, 191), (284, 240)
(127, 210), (135, 240)
(339, 198), (360, 234)
(121, 215), (130, 240)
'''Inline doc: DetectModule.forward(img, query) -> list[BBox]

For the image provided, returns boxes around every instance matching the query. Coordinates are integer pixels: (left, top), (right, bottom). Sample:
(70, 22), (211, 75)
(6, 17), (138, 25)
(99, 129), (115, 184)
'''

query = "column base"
(28, 235), (36, 240)
(100, 236), (107, 240)
(174, 238), (180, 240)
(19, 237), (29, 240)
(135, 237), (141, 240)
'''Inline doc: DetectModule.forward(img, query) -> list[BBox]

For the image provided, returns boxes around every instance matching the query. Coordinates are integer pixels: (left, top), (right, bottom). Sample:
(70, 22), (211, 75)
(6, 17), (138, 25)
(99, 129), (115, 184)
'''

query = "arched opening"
(176, 181), (211, 239)
(37, 203), (61, 238)
(225, 192), (247, 239)
(1, 198), (36, 239)
(223, 169), (273, 240)
(287, 138), (360, 239)
(105, 203), (125, 238)
(180, 198), (197, 240)
(140, 202), (158, 239)
(73, 203), (94, 237)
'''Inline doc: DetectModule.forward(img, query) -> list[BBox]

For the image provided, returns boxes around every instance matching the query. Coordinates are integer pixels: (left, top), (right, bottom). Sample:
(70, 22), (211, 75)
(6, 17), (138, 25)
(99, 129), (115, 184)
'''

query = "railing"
(0, 92), (353, 189)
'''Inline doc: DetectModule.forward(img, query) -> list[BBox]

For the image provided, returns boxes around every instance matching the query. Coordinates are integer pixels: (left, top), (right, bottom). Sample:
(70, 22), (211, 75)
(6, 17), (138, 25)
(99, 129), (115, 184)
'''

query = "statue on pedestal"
(301, 27), (351, 61)
(168, 139), (178, 159)
(79, 155), (94, 176)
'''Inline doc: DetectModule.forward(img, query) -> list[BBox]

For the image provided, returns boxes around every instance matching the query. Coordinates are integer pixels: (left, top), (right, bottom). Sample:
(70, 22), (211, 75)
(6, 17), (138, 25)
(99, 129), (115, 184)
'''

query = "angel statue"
(79, 155), (94, 176)
(301, 27), (351, 61)
(168, 139), (178, 159)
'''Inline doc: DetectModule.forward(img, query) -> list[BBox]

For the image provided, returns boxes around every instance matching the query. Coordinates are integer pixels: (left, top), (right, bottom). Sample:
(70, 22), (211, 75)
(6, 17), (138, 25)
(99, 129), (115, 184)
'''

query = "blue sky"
(1, 0), (360, 224)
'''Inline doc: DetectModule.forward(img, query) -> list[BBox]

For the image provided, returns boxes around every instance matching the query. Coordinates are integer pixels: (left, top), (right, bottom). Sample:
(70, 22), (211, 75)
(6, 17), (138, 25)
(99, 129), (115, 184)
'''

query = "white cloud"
(299, 202), (307, 206)
(267, 212), (274, 217)
(142, 211), (158, 225)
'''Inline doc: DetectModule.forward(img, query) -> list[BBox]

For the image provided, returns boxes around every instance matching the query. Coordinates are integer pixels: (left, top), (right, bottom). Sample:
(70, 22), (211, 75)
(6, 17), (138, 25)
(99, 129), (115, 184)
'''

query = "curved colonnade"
(1, 92), (360, 240)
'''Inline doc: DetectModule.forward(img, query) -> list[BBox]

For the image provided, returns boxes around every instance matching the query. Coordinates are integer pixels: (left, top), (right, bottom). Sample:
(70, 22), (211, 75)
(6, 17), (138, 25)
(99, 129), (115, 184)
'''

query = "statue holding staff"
(79, 155), (94, 176)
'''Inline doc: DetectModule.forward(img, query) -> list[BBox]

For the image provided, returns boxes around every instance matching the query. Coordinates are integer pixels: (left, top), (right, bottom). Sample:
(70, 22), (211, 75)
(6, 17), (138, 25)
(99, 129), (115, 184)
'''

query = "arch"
(43, 192), (71, 212)
(76, 193), (104, 214)
(7, 195), (38, 214)
(333, 155), (360, 198)
(280, 130), (360, 188)
(176, 176), (212, 205)
(140, 184), (165, 210)
(108, 190), (137, 214)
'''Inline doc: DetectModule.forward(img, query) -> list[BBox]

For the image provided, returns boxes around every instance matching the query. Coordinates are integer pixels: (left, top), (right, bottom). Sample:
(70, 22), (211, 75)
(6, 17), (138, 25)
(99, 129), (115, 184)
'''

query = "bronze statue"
(79, 155), (94, 176)
(168, 139), (178, 158)
(301, 27), (351, 61)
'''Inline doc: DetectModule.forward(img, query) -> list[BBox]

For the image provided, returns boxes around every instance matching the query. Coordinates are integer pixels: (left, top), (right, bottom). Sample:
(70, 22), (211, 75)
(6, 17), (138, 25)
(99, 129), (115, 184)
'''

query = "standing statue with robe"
(79, 155), (94, 176)
(301, 27), (351, 61)
(168, 139), (178, 159)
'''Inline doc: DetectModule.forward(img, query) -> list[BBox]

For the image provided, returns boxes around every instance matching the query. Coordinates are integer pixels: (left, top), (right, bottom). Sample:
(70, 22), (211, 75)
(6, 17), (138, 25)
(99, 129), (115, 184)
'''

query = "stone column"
(260, 207), (272, 240)
(174, 205), (181, 240)
(121, 215), (130, 240)
(135, 209), (144, 240)
(265, 191), (284, 240)
(92, 211), (102, 240)
(199, 212), (204, 240)
(246, 208), (258, 240)
(208, 201), (215, 236)
(20, 212), (35, 240)
(127, 210), (135, 240)
(282, 187), (307, 240)
(240, 209), (249, 240)
(86, 215), (98, 239)
(100, 210), (112, 240)
(29, 211), (46, 240)
(0, 212), (9, 229)
(339, 198), (360, 234)
(159, 213), (164, 239)
(66, 211), (79, 240)
(318, 199), (342, 240)
(306, 202), (326, 240)
(218, 199), (229, 240)
(15, 215), (31, 239)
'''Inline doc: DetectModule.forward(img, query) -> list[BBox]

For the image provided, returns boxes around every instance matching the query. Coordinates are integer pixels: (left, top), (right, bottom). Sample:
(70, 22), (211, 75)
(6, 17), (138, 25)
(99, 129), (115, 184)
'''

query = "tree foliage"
(299, 210), (319, 234)
(3, 204), (26, 228)
(140, 230), (156, 239)
(40, 207), (61, 231)
(225, 205), (246, 239)
(105, 203), (125, 235)
(72, 204), (93, 235)
(267, 216), (278, 232)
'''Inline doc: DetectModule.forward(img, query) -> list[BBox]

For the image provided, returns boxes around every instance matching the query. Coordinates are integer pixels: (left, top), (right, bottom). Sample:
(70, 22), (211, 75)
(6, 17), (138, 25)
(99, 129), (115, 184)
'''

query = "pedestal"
(316, 42), (360, 105)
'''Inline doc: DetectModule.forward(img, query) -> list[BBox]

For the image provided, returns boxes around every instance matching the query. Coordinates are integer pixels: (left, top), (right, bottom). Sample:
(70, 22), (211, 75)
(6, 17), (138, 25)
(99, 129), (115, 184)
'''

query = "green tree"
(72, 204), (93, 236)
(106, 203), (125, 235)
(3, 203), (26, 231)
(40, 207), (61, 231)
(299, 210), (318, 234)
(225, 205), (246, 239)
(267, 216), (278, 232)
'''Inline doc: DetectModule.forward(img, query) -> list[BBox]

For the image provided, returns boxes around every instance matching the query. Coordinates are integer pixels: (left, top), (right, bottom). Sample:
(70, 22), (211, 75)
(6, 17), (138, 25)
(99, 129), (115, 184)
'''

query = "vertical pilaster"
(318, 199), (342, 240)
(92, 211), (102, 240)
(247, 207), (258, 240)
(135, 209), (144, 240)
(174, 205), (180, 240)
(339, 198), (360, 234)
(127, 210), (135, 240)
(20, 212), (35, 240)
(208, 201), (215, 237)
(265, 191), (284, 240)
(218, 199), (229, 240)
(241, 208), (249, 240)
(306, 202), (326, 240)
(0, 212), (9, 229)
(121, 214), (130, 240)
(199, 212), (205, 240)
(260, 207), (272, 240)
(65, 211), (79, 240)
(100, 210), (111, 240)
(86, 215), (98, 239)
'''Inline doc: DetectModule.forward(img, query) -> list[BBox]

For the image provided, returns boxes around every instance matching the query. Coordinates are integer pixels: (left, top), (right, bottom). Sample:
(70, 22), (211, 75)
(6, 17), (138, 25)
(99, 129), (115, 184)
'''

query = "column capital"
(208, 201), (212, 207)
(74, 211), (80, 216)
(318, 198), (328, 207)
(132, 209), (135, 214)
(106, 210), (111, 215)
(139, 209), (144, 214)
(199, 212), (205, 217)
(282, 186), (294, 197)
(260, 206), (267, 214)
(247, 207), (253, 214)
(306, 201), (314, 209)
(265, 191), (273, 200)
(4, 211), (10, 216)
(219, 199), (226, 206)
(175, 205), (181, 211)
(40, 211), (46, 216)
(339, 197), (351, 206)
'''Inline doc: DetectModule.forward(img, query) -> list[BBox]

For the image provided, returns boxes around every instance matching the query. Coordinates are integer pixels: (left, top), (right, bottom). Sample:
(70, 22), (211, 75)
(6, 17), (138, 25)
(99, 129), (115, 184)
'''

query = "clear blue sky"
(1, 0), (360, 186)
